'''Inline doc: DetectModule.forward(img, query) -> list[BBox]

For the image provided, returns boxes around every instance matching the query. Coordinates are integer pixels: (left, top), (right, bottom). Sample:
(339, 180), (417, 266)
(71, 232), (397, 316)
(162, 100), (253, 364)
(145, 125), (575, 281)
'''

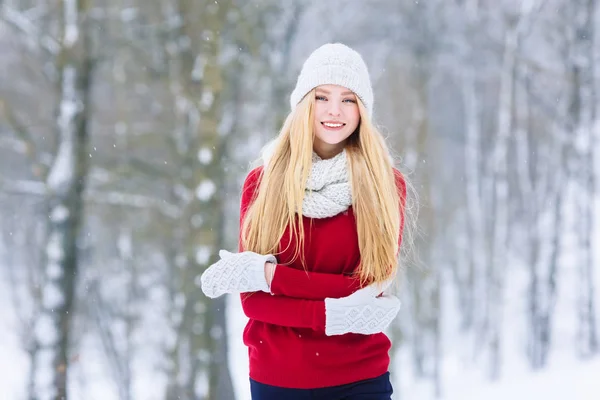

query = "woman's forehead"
(315, 84), (355, 96)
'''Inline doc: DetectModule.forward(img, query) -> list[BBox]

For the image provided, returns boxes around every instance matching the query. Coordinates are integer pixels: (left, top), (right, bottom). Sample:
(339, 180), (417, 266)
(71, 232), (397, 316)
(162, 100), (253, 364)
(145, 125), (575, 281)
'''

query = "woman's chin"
(315, 132), (351, 146)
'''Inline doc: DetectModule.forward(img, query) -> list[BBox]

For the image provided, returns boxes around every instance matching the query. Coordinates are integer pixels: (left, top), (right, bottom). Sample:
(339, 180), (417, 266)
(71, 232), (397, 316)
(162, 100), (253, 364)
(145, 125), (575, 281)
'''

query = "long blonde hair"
(241, 89), (405, 285)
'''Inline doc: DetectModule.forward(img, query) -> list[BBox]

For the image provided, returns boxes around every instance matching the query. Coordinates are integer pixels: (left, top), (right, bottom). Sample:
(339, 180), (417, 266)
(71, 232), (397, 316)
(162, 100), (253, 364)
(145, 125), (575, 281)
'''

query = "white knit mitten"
(200, 250), (276, 298)
(324, 278), (400, 336)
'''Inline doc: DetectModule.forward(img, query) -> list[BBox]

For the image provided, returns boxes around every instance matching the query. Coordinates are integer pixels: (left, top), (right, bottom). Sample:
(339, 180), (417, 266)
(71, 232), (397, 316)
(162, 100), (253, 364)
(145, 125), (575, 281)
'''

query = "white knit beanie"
(289, 43), (374, 117)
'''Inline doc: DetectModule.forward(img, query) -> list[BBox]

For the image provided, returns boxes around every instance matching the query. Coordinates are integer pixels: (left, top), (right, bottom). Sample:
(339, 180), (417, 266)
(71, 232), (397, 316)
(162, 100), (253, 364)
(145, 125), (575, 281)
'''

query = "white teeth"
(323, 123), (343, 128)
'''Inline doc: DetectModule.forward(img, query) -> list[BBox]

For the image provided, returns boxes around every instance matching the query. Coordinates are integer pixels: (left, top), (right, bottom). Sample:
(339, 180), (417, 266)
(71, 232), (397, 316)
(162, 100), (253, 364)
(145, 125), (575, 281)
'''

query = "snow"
(47, 262), (63, 279)
(227, 294), (250, 400)
(0, 277), (28, 399)
(442, 355), (600, 400)
(225, 312), (600, 400)
(50, 205), (69, 223)
(34, 314), (59, 346)
(198, 147), (213, 165)
(46, 232), (64, 262)
(48, 63), (80, 194)
(69, 334), (119, 400)
(195, 180), (216, 201)
(200, 90), (215, 109)
(119, 8), (138, 22)
(63, 0), (79, 46)
(34, 348), (55, 400)
(117, 231), (132, 258)
(195, 246), (211, 265)
(58, 67), (78, 129)
(42, 282), (65, 310)
(47, 134), (75, 194)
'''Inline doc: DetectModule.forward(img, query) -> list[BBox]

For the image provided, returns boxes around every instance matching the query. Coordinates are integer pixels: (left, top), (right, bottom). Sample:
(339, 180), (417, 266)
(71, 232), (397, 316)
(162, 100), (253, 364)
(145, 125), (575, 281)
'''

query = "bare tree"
(20, 0), (95, 398)
(567, 0), (598, 358)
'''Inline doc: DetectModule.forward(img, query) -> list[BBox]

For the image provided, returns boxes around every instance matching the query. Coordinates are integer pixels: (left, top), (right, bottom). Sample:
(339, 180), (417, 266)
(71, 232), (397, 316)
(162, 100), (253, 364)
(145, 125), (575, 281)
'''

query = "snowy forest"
(0, 0), (599, 399)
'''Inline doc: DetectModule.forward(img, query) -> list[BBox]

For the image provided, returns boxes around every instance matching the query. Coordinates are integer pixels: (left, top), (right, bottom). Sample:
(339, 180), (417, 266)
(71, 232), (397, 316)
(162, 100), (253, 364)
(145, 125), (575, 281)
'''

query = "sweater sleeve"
(240, 292), (326, 331)
(270, 267), (360, 300)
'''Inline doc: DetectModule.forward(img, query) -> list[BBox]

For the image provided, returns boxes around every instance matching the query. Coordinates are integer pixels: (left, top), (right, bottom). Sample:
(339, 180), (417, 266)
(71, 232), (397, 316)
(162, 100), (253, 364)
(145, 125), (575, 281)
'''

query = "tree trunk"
(516, 65), (549, 369)
(461, 56), (484, 336)
(488, 21), (517, 381)
(162, 1), (235, 398)
(410, 61), (441, 395)
(31, 1), (93, 399)
(574, 0), (598, 357)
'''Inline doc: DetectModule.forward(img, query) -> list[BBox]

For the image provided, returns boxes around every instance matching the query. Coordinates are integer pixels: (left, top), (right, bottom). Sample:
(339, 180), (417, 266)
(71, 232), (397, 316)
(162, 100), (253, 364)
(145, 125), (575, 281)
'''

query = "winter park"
(1, 1), (600, 399)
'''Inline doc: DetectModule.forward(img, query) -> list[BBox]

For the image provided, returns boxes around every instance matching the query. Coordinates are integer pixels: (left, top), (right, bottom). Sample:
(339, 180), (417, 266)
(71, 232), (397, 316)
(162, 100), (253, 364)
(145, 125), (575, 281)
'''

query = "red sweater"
(238, 166), (406, 389)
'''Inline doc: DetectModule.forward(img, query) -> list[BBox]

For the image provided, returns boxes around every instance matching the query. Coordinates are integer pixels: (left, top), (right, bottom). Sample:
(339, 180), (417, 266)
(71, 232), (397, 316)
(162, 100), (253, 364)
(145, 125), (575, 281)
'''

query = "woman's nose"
(328, 102), (341, 116)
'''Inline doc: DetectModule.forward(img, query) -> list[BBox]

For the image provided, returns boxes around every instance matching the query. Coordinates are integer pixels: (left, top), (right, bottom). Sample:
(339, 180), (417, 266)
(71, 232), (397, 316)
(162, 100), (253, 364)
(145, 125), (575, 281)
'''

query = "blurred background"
(0, 0), (599, 399)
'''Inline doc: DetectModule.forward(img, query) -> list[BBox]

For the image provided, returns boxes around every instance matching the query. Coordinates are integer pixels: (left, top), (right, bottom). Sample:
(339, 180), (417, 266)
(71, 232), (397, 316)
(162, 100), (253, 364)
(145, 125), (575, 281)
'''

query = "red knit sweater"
(238, 166), (406, 389)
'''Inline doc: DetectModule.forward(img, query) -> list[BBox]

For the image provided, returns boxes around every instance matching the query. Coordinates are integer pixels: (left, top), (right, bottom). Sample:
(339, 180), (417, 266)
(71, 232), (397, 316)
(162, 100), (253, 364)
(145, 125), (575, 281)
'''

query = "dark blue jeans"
(250, 372), (393, 400)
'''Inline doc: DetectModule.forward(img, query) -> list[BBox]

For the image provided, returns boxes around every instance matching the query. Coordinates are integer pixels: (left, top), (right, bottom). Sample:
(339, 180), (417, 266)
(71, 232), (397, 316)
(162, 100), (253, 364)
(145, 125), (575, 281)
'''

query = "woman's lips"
(321, 122), (346, 131)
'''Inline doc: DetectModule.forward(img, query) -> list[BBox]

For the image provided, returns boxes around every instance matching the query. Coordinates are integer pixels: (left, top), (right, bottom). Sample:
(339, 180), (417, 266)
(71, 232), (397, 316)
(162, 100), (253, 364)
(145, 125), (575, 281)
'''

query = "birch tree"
(567, 0), (598, 357)
(459, 0), (487, 352)
(31, 0), (94, 398)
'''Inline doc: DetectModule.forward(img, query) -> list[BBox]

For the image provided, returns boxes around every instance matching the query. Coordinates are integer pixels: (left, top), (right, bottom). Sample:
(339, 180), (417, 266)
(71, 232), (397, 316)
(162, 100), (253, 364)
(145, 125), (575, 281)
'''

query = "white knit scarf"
(303, 150), (352, 218)
(261, 140), (352, 219)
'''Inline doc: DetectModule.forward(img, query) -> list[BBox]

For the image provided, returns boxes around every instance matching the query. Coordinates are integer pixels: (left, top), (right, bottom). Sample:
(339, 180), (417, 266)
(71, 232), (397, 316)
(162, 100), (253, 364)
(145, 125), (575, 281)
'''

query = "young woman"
(201, 43), (409, 400)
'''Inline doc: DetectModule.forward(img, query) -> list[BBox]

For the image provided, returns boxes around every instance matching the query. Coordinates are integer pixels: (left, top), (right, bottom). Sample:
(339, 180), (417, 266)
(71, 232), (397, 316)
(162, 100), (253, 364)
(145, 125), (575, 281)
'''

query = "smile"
(322, 122), (345, 128)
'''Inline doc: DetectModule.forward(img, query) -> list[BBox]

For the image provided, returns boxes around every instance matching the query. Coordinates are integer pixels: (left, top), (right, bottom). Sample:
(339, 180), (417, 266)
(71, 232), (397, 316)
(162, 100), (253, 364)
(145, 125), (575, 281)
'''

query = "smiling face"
(312, 84), (361, 159)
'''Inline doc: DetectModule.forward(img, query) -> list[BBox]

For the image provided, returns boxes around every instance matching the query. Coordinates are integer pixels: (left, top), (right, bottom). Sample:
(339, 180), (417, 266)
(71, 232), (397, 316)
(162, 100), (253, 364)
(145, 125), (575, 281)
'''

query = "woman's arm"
(239, 166), (361, 301)
(240, 283), (401, 336)
(240, 291), (326, 331)
(269, 266), (360, 300)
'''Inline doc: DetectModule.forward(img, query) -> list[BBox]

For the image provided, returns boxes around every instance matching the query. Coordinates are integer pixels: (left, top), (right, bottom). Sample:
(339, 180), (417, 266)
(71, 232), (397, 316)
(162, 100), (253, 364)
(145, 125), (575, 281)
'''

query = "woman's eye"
(316, 95), (327, 101)
(343, 98), (357, 103)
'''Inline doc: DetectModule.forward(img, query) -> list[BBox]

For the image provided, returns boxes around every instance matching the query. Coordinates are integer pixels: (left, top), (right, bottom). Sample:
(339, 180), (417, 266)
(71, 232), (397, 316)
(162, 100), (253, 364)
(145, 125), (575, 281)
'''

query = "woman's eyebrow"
(316, 89), (355, 96)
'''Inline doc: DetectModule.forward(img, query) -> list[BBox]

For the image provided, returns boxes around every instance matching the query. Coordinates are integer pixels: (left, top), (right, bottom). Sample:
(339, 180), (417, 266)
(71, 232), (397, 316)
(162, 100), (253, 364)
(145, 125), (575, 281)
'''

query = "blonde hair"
(241, 89), (408, 285)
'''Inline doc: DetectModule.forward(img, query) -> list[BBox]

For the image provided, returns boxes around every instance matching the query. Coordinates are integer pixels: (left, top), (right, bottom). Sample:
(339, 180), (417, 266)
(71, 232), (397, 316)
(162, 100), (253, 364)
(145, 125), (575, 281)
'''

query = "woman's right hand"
(200, 250), (276, 298)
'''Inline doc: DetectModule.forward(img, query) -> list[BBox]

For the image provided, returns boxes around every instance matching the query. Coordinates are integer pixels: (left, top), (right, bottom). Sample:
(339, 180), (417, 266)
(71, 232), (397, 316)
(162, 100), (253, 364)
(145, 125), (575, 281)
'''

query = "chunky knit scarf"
(261, 140), (352, 219)
(303, 150), (352, 218)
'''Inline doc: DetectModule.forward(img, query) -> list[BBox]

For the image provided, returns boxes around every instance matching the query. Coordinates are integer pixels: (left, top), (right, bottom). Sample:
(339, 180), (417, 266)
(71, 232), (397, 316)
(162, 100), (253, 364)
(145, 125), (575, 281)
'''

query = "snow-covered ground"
(226, 292), (600, 400)
(0, 276), (28, 399)
(1, 274), (600, 399)
(442, 355), (600, 400)
(0, 326), (25, 396)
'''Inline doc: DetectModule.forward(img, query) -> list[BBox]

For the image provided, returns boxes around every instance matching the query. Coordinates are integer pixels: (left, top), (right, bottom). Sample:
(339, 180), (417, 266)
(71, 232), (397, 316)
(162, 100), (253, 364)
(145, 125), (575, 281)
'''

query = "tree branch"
(91, 189), (181, 218)
(0, 178), (46, 196)
(0, 4), (59, 57)
(0, 177), (181, 218)
(0, 136), (28, 154)
(0, 98), (35, 155)
(0, 97), (49, 178)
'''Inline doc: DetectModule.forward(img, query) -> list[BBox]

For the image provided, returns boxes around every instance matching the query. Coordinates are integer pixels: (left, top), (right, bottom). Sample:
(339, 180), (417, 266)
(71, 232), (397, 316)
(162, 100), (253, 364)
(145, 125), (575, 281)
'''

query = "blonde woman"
(201, 43), (408, 400)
